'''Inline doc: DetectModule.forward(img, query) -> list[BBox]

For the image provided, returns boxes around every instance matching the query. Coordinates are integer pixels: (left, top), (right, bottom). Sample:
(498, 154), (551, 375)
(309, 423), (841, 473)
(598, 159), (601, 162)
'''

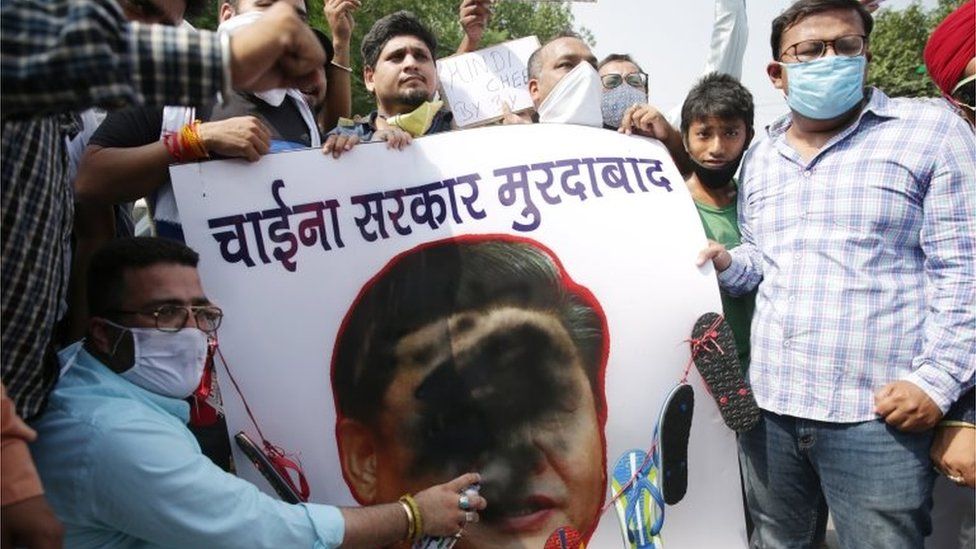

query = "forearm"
(0, 0), (224, 117)
(339, 502), (407, 548)
(703, 0), (748, 79)
(456, 35), (480, 55)
(75, 144), (171, 205)
(322, 41), (352, 132)
(65, 203), (117, 341)
(0, 385), (41, 506)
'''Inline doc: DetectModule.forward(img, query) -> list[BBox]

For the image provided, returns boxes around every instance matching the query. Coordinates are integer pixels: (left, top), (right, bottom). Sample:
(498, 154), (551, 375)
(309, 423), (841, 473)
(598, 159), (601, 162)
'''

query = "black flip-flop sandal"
(657, 383), (694, 505)
(690, 313), (760, 432)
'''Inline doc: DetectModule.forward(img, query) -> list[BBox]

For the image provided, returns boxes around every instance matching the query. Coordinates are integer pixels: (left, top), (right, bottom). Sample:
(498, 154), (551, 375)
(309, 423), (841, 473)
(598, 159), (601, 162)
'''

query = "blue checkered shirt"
(1, 0), (225, 418)
(719, 88), (976, 423)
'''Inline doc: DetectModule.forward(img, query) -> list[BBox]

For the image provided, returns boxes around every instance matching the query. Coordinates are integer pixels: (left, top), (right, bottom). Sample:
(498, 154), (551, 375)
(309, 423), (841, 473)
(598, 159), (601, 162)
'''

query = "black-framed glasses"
(782, 34), (867, 63)
(951, 74), (976, 110)
(109, 305), (224, 334)
(601, 72), (648, 91)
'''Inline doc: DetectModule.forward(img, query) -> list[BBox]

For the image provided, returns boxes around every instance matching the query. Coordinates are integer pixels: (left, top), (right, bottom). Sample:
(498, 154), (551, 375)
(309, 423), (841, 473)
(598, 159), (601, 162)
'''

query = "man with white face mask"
(697, 0), (975, 546)
(29, 237), (487, 548)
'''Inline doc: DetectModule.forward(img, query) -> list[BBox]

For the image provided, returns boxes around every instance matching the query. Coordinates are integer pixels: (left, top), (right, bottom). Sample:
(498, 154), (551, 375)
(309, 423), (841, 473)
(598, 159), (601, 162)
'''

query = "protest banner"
(172, 124), (747, 548)
(436, 36), (540, 127)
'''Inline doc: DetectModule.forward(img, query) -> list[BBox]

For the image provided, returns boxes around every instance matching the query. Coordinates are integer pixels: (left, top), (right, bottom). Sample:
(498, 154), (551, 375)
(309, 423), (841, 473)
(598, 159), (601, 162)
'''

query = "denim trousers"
(739, 410), (935, 549)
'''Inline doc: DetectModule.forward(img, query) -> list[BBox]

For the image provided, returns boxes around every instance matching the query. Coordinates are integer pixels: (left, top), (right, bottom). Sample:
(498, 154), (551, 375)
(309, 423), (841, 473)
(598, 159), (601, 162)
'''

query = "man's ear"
(363, 66), (375, 95)
(218, 2), (235, 23)
(336, 417), (379, 504)
(86, 317), (135, 374)
(744, 127), (756, 150)
(767, 61), (785, 92)
(528, 78), (541, 106)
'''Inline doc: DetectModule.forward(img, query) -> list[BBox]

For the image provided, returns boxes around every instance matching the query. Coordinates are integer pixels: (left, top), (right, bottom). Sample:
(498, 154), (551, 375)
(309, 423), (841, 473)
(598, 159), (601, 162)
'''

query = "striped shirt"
(719, 88), (975, 423)
(1, 0), (225, 419)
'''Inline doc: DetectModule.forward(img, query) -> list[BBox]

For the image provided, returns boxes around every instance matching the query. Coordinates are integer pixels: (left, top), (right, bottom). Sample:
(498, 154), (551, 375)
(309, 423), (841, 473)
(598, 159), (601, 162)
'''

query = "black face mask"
(690, 154), (744, 190)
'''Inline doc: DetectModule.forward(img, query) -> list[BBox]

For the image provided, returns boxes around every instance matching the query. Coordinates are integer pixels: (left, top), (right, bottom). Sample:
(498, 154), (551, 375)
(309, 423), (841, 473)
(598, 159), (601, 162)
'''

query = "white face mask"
(537, 62), (604, 128)
(218, 11), (288, 107)
(106, 321), (209, 399)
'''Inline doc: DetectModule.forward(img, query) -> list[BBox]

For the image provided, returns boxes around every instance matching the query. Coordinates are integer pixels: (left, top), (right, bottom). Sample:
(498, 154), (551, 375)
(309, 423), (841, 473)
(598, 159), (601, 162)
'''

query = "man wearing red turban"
(924, 0), (975, 126)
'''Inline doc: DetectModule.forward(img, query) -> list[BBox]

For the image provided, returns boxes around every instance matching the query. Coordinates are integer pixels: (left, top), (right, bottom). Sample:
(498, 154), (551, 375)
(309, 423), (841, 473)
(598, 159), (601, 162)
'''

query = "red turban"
(924, 0), (975, 96)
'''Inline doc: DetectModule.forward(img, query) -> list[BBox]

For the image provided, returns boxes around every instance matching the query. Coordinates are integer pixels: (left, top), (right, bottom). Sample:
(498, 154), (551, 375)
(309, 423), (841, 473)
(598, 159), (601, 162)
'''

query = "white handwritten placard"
(436, 36), (541, 127)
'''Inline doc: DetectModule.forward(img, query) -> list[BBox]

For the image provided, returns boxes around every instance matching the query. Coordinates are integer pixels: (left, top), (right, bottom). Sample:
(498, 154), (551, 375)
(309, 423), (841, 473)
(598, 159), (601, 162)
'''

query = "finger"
(253, 119), (273, 142)
(465, 494), (487, 510)
(696, 244), (720, 267)
(447, 472), (481, 492)
(874, 394), (898, 418)
(332, 135), (350, 158)
(881, 406), (908, 428)
(244, 144), (260, 162)
(322, 134), (337, 154)
(252, 134), (270, 156)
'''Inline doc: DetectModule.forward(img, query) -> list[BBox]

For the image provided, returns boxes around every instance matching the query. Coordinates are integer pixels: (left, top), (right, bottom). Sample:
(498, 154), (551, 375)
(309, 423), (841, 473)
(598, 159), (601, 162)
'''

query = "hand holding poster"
(172, 124), (748, 548)
(437, 37), (540, 127)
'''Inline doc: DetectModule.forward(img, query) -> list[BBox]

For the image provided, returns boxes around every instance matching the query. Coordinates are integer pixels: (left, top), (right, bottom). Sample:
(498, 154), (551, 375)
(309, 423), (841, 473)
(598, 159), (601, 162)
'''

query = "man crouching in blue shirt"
(30, 237), (485, 548)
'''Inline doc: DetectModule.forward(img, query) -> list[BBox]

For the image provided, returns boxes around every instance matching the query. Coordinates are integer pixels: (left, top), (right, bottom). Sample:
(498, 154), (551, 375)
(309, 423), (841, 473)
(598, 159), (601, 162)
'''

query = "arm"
(75, 113), (271, 205)
(702, 0), (748, 80)
(0, 384), (63, 548)
(321, 0), (358, 132)
(1, 1), (323, 117)
(618, 103), (692, 176)
(91, 420), (484, 548)
(706, 151), (764, 296)
(901, 117), (976, 415)
(456, 0), (492, 54)
(931, 388), (975, 487)
(340, 473), (485, 548)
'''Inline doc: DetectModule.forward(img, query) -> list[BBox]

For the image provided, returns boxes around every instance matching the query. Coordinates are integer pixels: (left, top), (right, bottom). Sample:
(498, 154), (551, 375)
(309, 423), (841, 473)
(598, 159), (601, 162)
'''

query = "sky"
(571, 0), (936, 130)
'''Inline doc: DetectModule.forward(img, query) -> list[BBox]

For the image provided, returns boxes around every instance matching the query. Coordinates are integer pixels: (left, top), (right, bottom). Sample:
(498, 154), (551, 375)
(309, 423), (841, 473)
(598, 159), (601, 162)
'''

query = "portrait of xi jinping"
(332, 236), (609, 548)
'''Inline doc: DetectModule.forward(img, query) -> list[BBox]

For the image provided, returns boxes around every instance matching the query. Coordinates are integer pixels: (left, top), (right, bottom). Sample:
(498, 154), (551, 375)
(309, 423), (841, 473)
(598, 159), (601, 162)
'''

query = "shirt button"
(788, 295), (796, 303)
(784, 340), (791, 348)
(803, 170), (812, 178)
(794, 253), (802, 260)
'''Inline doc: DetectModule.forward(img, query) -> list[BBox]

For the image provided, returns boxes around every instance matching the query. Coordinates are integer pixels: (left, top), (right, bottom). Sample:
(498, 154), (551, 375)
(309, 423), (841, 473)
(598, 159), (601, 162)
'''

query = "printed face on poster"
(172, 124), (747, 548)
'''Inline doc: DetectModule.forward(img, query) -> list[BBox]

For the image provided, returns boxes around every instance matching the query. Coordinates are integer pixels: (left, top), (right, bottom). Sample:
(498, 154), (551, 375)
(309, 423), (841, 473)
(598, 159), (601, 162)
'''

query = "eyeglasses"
(950, 74), (976, 110)
(781, 35), (867, 63)
(601, 72), (648, 91)
(109, 304), (224, 334)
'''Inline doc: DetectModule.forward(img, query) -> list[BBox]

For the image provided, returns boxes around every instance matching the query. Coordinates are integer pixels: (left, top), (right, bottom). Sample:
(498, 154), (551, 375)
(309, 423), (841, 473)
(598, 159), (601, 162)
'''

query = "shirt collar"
(766, 87), (899, 139)
(65, 342), (191, 422)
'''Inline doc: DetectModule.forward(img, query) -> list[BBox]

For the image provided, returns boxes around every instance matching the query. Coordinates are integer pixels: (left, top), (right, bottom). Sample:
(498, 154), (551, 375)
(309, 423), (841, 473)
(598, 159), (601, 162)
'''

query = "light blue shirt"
(719, 88), (975, 423)
(30, 343), (345, 549)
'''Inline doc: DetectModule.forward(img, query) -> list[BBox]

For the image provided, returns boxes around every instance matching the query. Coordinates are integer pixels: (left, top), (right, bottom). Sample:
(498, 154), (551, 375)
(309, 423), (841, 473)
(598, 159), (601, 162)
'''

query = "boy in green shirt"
(680, 72), (756, 373)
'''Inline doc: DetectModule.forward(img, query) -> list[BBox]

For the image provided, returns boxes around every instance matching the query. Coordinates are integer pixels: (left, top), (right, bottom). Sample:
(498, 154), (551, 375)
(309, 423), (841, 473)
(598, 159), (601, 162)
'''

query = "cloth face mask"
(106, 320), (210, 399)
(601, 83), (648, 128)
(781, 55), (866, 120)
(537, 62), (604, 128)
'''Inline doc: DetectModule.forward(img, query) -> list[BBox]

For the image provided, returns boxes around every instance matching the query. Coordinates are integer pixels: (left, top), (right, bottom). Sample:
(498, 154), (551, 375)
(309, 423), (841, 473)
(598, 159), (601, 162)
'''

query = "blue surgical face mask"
(781, 55), (867, 120)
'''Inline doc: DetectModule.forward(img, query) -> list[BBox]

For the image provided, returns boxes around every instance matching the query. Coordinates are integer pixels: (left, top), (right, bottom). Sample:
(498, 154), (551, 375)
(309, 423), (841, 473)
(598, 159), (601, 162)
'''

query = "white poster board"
(172, 124), (747, 548)
(436, 36), (540, 128)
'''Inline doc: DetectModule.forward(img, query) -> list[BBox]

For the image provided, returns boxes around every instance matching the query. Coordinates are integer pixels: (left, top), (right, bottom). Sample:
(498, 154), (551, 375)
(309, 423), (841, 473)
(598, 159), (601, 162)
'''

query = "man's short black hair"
(680, 72), (755, 135)
(87, 237), (199, 318)
(770, 0), (873, 60)
(360, 10), (437, 69)
(332, 237), (607, 427)
(527, 31), (584, 81)
(597, 53), (643, 73)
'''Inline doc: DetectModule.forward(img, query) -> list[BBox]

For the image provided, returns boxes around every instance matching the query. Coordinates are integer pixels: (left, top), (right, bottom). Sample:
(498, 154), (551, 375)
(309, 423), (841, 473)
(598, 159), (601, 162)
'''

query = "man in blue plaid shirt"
(699, 0), (975, 546)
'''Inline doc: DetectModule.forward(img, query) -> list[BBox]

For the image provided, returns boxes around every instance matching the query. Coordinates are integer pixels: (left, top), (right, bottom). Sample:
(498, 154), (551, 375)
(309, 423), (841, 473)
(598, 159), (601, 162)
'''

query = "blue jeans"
(739, 411), (935, 549)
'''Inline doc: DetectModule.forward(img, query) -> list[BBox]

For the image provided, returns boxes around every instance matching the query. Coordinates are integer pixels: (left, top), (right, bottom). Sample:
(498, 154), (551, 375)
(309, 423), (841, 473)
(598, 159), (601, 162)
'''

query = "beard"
(395, 87), (431, 110)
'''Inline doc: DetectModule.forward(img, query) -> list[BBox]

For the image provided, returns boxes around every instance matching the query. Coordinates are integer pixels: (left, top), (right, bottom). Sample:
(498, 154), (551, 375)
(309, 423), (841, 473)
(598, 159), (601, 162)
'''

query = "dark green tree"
(190, 0), (590, 115)
(867, 0), (966, 97)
